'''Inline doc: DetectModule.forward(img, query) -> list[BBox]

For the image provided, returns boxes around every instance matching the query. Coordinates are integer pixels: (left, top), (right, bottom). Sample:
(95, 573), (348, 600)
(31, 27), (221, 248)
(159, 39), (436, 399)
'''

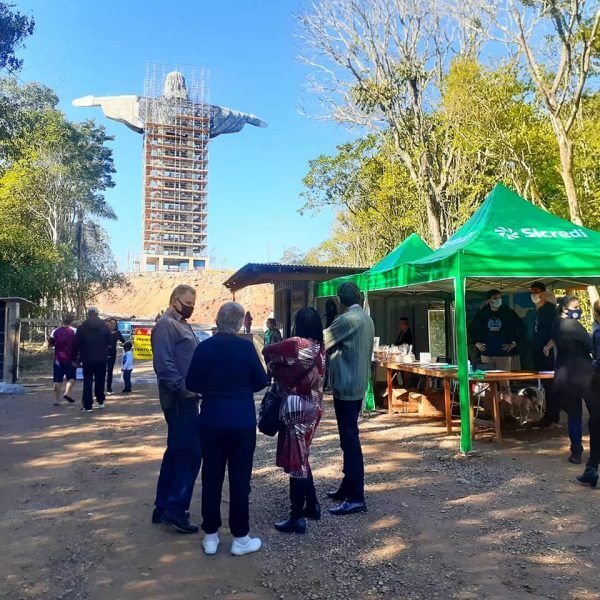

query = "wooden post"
(443, 378), (452, 435)
(4, 301), (20, 383)
(387, 367), (393, 414)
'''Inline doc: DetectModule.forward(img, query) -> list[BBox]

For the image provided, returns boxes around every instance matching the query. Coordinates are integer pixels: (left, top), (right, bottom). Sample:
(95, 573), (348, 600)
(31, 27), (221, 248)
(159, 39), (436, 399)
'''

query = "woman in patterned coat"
(263, 307), (325, 534)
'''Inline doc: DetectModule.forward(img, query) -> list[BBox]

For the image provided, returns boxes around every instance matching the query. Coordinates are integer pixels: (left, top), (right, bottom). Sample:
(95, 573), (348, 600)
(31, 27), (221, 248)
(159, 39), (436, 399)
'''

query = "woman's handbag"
(257, 383), (282, 437)
(258, 352), (319, 436)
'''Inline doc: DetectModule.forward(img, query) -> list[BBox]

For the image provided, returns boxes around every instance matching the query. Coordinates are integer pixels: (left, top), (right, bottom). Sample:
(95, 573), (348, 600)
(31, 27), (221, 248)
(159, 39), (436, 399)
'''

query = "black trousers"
(106, 354), (116, 392)
(289, 471), (317, 518)
(541, 378), (560, 423)
(589, 371), (600, 469)
(200, 426), (256, 537)
(333, 398), (364, 503)
(82, 361), (106, 409)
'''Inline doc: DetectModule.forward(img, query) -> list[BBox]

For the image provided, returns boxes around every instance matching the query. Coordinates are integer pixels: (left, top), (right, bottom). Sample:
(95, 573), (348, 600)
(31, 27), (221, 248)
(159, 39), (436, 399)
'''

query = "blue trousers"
(155, 397), (202, 516)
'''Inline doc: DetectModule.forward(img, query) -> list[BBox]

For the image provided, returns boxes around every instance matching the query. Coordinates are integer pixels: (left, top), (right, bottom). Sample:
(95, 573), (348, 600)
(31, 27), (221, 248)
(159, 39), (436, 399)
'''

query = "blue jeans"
(155, 397), (201, 516)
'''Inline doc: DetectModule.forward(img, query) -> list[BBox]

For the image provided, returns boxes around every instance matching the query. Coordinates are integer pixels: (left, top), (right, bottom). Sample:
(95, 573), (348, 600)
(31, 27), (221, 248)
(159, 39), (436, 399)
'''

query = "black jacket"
(73, 317), (111, 364)
(469, 304), (526, 357)
(108, 329), (126, 357)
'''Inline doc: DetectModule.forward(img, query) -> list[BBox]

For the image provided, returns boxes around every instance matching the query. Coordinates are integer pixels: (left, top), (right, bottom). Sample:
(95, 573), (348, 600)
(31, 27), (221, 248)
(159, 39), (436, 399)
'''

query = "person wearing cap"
(72, 308), (111, 412)
(528, 282), (560, 428)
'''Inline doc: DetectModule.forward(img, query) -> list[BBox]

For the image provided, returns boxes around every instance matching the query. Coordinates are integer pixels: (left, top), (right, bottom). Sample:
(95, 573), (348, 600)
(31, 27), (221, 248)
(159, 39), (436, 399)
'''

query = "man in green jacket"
(324, 282), (374, 516)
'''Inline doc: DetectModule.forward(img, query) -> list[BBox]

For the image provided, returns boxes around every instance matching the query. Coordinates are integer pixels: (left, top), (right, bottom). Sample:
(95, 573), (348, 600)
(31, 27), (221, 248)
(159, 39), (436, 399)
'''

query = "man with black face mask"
(151, 284), (201, 533)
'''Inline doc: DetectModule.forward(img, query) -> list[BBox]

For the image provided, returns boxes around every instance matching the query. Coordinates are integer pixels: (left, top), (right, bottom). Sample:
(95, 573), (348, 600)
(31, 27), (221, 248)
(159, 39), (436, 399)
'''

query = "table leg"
(387, 368), (393, 415)
(443, 378), (452, 435)
(469, 384), (475, 441)
(491, 381), (502, 442)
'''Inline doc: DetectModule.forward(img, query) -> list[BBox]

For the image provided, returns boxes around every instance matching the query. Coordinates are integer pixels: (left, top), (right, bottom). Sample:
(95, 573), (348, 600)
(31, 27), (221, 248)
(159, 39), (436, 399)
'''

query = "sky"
(15, 0), (350, 271)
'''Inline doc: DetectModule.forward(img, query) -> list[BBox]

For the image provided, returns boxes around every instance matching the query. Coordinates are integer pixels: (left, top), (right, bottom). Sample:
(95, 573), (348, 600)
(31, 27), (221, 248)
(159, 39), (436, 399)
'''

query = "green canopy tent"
(371, 183), (600, 453)
(314, 233), (433, 298)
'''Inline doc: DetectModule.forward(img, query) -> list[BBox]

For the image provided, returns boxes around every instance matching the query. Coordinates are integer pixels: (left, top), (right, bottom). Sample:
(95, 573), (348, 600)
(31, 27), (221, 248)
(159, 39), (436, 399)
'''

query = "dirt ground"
(94, 270), (272, 325)
(1, 367), (599, 600)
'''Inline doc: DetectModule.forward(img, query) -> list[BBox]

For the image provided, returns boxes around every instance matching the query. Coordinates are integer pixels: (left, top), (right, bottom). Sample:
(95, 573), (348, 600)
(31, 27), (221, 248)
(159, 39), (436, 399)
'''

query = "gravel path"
(1, 379), (599, 600)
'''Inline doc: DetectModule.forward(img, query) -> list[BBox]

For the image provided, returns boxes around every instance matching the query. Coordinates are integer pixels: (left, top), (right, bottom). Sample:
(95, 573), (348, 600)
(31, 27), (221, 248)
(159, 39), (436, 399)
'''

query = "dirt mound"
(95, 270), (272, 326)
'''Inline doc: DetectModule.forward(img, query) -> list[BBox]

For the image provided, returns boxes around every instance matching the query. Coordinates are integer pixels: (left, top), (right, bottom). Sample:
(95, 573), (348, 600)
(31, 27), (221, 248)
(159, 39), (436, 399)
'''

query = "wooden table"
(380, 362), (554, 441)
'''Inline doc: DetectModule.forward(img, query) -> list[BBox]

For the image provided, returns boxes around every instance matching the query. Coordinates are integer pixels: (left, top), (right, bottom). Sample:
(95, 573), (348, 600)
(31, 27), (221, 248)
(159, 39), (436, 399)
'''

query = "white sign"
(494, 227), (588, 240)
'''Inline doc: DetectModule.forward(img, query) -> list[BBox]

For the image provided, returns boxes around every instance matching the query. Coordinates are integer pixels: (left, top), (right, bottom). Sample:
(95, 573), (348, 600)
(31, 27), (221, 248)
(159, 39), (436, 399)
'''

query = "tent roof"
(374, 183), (600, 292)
(314, 234), (432, 297)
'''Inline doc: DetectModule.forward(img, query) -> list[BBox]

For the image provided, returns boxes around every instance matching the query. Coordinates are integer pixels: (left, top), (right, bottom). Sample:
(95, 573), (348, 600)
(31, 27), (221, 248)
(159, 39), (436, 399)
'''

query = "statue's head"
(163, 71), (188, 100)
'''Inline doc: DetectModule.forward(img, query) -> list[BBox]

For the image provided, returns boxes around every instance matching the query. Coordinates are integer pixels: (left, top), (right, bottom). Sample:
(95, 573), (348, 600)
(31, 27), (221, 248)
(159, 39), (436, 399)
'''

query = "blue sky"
(15, 0), (350, 270)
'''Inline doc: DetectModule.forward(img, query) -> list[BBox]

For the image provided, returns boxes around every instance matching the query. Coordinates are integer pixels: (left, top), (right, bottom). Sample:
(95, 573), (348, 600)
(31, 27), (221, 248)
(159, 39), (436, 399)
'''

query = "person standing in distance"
(73, 308), (111, 412)
(49, 314), (77, 406)
(106, 318), (125, 395)
(151, 285), (201, 533)
(324, 282), (374, 516)
(528, 282), (560, 428)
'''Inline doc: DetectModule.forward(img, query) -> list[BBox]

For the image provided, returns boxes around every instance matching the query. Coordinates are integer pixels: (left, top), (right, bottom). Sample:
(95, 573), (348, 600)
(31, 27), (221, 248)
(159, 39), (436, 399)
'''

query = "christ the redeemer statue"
(72, 71), (267, 137)
(72, 70), (266, 272)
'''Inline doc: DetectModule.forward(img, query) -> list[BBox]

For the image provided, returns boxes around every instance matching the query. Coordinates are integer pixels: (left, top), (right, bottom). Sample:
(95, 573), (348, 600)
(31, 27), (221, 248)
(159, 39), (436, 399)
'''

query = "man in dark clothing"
(106, 318), (125, 394)
(73, 308), (111, 412)
(151, 284), (200, 534)
(394, 317), (414, 348)
(470, 290), (526, 371)
(528, 282), (560, 428)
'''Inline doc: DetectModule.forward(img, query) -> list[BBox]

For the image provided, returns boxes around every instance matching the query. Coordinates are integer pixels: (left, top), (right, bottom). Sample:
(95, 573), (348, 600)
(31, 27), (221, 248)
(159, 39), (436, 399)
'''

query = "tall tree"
(473, 0), (600, 226)
(0, 2), (34, 72)
(0, 79), (120, 315)
(297, 0), (472, 247)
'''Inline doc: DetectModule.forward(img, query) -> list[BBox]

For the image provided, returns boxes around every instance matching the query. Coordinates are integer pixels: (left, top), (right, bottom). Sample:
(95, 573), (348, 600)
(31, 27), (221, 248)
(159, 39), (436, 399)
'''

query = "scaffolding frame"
(140, 62), (211, 271)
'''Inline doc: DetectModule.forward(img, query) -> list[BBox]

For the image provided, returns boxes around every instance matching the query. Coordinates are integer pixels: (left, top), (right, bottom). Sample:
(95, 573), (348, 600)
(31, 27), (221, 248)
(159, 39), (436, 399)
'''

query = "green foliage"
(0, 77), (121, 316)
(0, 2), (34, 72)
(301, 57), (600, 266)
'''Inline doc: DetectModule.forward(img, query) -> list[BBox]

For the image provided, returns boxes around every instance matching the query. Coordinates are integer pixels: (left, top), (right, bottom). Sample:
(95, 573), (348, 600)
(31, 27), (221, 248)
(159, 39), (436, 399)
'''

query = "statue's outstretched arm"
(209, 105), (267, 139)
(72, 94), (144, 134)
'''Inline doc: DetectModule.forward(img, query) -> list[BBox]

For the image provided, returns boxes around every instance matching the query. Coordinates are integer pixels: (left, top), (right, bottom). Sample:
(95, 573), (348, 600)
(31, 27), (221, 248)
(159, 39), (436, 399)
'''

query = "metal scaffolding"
(140, 62), (211, 272)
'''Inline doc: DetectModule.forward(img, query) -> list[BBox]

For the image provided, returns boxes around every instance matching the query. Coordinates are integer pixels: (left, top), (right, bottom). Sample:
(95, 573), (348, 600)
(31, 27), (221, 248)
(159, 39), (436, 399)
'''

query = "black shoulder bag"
(258, 353), (319, 437)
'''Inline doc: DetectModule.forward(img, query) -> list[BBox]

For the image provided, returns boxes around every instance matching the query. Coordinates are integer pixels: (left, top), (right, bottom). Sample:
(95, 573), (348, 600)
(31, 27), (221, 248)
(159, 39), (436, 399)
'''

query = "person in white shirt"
(121, 341), (134, 393)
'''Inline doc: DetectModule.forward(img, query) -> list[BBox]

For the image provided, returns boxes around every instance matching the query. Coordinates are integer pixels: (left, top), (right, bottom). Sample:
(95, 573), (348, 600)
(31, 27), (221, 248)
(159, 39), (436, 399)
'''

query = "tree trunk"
(425, 190), (444, 248)
(556, 134), (583, 226)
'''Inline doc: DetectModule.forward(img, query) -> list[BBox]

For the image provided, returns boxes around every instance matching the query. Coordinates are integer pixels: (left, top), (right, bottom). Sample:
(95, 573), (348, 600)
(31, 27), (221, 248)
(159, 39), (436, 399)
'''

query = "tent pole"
(454, 275), (472, 453)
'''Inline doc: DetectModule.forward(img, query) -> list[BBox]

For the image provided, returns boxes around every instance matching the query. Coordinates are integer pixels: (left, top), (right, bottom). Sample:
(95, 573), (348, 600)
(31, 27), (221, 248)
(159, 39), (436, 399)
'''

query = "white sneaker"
(97, 403), (105, 409)
(202, 535), (220, 555)
(230, 536), (262, 556)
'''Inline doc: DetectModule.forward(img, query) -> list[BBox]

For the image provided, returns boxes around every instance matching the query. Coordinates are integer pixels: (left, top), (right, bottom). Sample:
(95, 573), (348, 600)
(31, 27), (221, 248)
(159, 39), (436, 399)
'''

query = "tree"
(0, 2), (35, 73)
(0, 77), (58, 154)
(0, 79), (120, 315)
(473, 0), (600, 226)
(440, 58), (564, 215)
(297, 0), (474, 246)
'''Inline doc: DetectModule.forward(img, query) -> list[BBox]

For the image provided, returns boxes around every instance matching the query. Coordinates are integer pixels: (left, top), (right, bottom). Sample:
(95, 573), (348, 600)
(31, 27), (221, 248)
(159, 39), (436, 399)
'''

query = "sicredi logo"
(494, 227), (588, 240)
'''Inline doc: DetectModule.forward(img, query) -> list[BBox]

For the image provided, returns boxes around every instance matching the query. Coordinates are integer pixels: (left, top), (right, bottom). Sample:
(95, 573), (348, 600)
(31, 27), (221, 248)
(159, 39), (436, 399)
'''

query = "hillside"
(94, 270), (272, 326)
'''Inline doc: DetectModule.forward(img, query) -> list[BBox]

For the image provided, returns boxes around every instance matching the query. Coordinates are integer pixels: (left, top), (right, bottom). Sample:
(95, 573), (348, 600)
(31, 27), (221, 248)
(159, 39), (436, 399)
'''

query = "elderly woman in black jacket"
(186, 302), (269, 556)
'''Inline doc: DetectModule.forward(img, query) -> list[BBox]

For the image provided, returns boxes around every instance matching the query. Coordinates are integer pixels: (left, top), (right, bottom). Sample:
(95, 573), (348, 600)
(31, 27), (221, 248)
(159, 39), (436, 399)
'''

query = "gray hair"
(216, 302), (245, 334)
(169, 284), (196, 303)
(88, 307), (99, 317)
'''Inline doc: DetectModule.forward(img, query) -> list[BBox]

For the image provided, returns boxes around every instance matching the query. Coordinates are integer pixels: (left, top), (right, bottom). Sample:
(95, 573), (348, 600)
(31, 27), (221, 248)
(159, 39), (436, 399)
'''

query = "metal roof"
(222, 263), (366, 293)
(0, 297), (37, 308)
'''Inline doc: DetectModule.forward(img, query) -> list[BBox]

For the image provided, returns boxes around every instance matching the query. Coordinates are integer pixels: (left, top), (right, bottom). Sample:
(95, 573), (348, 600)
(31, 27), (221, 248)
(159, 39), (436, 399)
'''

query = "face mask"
(566, 309), (581, 320)
(490, 298), (502, 309)
(176, 300), (194, 320)
(530, 294), (541, 304)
